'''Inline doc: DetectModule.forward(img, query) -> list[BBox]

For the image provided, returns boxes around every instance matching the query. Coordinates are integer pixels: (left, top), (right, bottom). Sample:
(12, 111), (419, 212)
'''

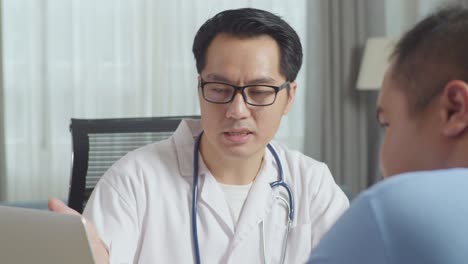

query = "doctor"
(49, 8), (348, 263)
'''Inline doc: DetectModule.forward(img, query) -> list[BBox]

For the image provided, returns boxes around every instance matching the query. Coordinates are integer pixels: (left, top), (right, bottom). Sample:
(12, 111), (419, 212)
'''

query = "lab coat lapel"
(198, 164), (236, 234)
(230, 152), (277, 250)
(173, 120), (235, 233)
(173, 119), (203, 177)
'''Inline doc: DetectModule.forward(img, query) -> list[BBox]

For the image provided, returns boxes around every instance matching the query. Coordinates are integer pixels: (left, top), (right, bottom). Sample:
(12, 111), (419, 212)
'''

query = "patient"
(308, 6), (468, 264)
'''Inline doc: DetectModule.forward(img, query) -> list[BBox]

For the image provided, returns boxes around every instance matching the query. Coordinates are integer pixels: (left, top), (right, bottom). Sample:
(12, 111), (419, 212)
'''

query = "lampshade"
(356, 37), (396, 90)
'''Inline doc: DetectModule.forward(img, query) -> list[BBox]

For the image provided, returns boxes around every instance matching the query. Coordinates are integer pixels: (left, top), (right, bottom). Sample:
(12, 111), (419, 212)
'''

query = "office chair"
(68, 116), (200, 213)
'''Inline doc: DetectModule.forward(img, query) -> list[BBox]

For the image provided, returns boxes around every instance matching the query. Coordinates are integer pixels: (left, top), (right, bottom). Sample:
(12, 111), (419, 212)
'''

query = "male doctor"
(50, 8), (348, 263)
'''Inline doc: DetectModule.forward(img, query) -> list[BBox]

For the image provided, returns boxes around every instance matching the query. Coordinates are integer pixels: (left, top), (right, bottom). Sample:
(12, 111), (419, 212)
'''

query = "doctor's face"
(377, 68), (442, 177)
(198, 33), (296, 160)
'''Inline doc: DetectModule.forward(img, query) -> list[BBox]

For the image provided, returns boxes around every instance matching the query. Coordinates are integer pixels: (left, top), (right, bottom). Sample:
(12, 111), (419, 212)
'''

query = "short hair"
(192, 8), (303, 81)
(390, 6), (468, 113)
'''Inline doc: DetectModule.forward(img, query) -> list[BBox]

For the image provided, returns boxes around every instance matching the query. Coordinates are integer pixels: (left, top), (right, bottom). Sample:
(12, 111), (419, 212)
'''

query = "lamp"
(356, 37), (396, 90)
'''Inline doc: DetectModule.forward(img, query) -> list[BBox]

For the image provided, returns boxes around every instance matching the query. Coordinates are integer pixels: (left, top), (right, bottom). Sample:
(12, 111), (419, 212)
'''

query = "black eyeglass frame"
(199, 78), (291, 106)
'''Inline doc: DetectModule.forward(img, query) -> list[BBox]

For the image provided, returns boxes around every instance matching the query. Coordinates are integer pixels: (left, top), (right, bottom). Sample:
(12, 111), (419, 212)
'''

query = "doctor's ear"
(283, 81), (297, 115)
(197, 76), (203, 92)
(441, 80), (468, 137)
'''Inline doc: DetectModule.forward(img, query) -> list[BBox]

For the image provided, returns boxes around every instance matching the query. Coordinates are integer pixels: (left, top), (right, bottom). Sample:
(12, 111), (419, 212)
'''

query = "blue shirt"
(307, 168), (468, 264)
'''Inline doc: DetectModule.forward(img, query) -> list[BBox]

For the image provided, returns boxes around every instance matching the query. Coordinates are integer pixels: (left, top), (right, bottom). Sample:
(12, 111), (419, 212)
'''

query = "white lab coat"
(84, 119), (349, 264)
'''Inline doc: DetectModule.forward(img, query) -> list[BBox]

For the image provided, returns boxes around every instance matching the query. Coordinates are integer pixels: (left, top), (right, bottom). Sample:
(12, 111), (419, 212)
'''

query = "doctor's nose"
(226, 93), (251, 119)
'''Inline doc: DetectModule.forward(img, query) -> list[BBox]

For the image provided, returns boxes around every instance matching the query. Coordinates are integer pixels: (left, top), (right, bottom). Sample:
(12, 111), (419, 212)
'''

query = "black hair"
(192, 8), (303, 81)
(391, 6), (468, 112)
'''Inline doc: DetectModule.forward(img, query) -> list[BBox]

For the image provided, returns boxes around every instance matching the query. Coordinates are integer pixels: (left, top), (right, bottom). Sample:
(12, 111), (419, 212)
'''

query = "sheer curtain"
(0, 1), (5, 201)
(5, 0), (464, 201)
(2, 0), (309, 201)
(302, 0), (382, 197)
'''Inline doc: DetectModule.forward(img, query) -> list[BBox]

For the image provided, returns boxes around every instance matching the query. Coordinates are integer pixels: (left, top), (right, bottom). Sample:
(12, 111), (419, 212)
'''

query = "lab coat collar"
(174, 119), (203, 177)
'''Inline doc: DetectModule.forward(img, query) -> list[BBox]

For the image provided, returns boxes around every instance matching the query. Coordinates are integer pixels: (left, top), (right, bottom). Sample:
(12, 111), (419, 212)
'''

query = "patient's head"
(377, 6), (468, 177)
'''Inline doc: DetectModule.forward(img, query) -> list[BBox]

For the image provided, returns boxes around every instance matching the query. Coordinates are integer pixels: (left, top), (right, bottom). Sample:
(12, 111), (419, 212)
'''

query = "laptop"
(0, 205), (95, 264)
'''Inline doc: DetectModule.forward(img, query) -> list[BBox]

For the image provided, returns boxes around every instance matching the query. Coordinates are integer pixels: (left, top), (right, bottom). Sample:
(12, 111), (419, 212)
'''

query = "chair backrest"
(68, 116), (199, 213)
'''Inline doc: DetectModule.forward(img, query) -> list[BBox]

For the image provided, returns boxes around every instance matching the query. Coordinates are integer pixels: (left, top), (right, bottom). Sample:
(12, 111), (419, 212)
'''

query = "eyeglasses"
(199, 78), (290, 106)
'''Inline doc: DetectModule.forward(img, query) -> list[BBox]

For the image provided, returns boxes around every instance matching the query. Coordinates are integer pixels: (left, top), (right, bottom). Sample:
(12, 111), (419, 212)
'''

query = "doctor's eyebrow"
(246, 77), (279, 85)
(202, 74), (278, 85)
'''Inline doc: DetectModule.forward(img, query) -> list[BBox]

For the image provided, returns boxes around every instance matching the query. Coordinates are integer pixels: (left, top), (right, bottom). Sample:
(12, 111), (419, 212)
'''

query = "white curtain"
(2, 0), (309, 201)
(0, 1), (5, 200)
(4, 0), (464, 201)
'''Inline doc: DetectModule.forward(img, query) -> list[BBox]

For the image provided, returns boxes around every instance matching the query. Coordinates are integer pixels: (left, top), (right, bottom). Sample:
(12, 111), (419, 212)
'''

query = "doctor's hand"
(48, 198), (109, 264)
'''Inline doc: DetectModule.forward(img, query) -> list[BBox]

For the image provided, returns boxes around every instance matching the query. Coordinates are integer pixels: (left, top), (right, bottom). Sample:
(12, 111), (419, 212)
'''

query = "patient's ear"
(441, 80), (468, 137)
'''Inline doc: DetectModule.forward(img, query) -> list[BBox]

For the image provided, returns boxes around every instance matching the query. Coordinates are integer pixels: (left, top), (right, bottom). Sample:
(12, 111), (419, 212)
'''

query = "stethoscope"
(191, 132), (295, 264)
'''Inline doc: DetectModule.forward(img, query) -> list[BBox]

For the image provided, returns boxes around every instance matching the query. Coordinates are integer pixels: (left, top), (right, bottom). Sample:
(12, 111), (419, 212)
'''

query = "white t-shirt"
(219, 182), (253, 225)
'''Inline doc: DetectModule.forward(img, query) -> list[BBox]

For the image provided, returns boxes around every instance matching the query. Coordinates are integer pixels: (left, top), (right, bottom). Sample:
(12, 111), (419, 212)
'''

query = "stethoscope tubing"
(192, 132), (203, 264)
